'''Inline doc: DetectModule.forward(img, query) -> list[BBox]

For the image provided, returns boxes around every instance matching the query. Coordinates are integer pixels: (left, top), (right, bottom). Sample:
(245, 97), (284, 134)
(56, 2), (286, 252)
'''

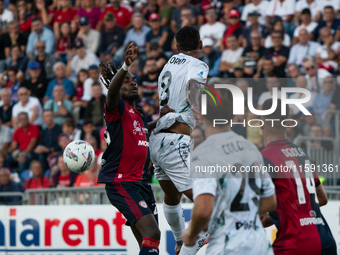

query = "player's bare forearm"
(106, 67), (127, 111)
(260, 213), (274, 228)
(259, 194), (276, 214)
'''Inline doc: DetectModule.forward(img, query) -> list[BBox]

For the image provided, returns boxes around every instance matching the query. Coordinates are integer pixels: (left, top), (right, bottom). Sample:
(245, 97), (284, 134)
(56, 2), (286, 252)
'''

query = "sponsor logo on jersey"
(133, 120), (144, 135)
(139, 201), (147, 208)
(300, 216), (325, 226)
(129, 109), (134, 114)
(169, 57), (186, 65)
(198, 71), (204, 78)
(235, 220), (255, 230)
(138, 140), (149, 146)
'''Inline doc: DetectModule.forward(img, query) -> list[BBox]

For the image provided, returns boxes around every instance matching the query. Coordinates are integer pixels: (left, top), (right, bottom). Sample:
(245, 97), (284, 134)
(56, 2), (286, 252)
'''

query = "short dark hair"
(261, 99), (289, 133)
(175, 26), (200, 51)
(301, 8), (311, 15)
(83, 118), (93, 126)
(62, 118), (75, 127)
(92, 81), (101, 87)
(271, 30), (283, 38)
(324, 5), (334, 11)
(32, 17), (42, 23)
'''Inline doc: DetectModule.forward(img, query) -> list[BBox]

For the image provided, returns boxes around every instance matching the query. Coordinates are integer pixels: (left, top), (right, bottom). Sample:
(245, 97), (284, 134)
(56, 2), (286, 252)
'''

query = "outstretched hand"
(125, 43), (138, 66)
(99, 61), (117, 89)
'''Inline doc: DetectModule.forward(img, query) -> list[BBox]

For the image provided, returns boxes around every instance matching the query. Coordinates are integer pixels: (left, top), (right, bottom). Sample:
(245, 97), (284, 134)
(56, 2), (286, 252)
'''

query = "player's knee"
(145, 227), (161, 240)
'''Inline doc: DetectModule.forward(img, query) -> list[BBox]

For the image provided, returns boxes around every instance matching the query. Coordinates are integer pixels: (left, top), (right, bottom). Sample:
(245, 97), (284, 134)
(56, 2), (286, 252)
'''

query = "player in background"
(98, 43), (168, 255)
(149, 26), (210, 255)
(260, 99), (337, 255)
(182, 88), (277, 255)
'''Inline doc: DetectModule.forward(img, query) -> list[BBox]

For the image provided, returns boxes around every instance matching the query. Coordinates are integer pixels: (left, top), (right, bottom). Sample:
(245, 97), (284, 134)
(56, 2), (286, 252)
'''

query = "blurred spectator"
(27, 41), (57, 81)
(287, 63), (301, 87)
(242, 11), (268, 48)
(77, 16), (100, 54)
(0, 0), (14, 32)
(12, 87), (43, 128)
(86, 135), (101, 157)
(146, 13), (172, 55)
(178, 8), (196, 29)
(17, 0), (32, 35)
(54, 21), (76, 64)
(199, 37), (221, 77)
(292, 8), (318, 44)
(22, 61), (49, 102)
(258, 76), (281, 108)
(80, 118), (100, 146)
(99, 13), (125, 65)
(0, 33), (7, 73)
(315, 27), (340, 78)
(44, 62), (75, 102)
(4, 20), (27, 57)
(199, 6), (226, 49)
(241, 31), (265, 77)
(0, 88), (12, 126)
(76, 0), (101, 30)
(191, 126), (205, 150)
(288, 28), (320, 66)
(0, 168), (22, 205)
(220, 34), (243, 77)
(139, 58), (159, 98)
(156, 0), (172, 27)
(5, 45), (29, 72)
(304, 59), (320, 93)
(309, 124), (333, 150)
(147, 42), (168, 71)
(312, 76), (335, 117)
(74, 155), (99, 187)
(295, 0), (321, 23)
(44, 84), (73, 125)
(53, 0), (77, 37)
(289, 76), (316, 117)
(264, 16), (291, 48)
(53, 154), (78, 187)
(31, 0), (55, 26)
(57, 132), (71, 153)
(0, 66), (21, 100)
(0, 118), (11, 151)
(170, 0), (197, 33)
(241, 0), (267, 25)
(255, 56), (284, 79)
(62, 118), (81, 141)
(330, 84), (340, 111)
(123, 13), (151, 55)
(67, 39), (100, 77)
(24, 160), (50, 189)
(312, 6), (340, 41)
(264, 30), (289, 77)
(229, 61), (252, 78)
(140, 97), (157, 123)
(266, 0), (295, 31)
(26, 18), (56, 59)
(7, 112), (39, 172)
(84, 81), (105, 127)
(82, 65), (107, 103)
(0, 150), (6, 168)
(73, 69), (88, 103)
(221, 9), (243, 50)
(34, 109), (62, 170)
(99, 0), (133, 30)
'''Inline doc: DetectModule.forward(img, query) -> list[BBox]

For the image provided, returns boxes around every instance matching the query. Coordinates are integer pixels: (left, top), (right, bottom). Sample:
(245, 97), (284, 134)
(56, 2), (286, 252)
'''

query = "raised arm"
(100, 43), (138, 111)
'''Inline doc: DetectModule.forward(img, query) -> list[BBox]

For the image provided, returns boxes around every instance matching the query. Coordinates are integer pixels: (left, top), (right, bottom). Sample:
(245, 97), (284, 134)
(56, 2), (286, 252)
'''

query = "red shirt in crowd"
(54, 8), (77, 24)
(13, 124), (40, 151)
(24, 176), (50, 190)
(100, 5), (132, 28)
(20, 16), (32, 33)
(57, 174), (71, 187)
(56, 37), (73, 52)
(74, 174), (100, 187)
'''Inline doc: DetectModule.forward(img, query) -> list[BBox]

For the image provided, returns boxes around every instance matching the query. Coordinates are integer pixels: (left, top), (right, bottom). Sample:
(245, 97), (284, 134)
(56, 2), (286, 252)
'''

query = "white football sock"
(163, 202), (186, 241)
(179, 231), (208, 255)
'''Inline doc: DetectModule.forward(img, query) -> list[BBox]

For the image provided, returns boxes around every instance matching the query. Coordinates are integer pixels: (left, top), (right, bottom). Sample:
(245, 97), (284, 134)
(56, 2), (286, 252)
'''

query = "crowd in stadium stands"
(0, 0), (340, 205)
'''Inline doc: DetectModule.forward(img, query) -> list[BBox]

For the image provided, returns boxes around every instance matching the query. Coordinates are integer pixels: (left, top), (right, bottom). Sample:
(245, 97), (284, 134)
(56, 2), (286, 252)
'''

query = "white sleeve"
(295, 0), (303, 12)
(288, 45), (296, 64)
(193, 178), (217, 200)
(286, 0), (296, 15)
(293, 27), (300, 38)
(81, 78), (93, 101)
(331, 42), (340, 52)
(260, 172), (276, 198)
(266, 0), (275, 16)
(12, 104), (19, 118)
(315, 45), (323, 54)
(186, 60), (209, 83)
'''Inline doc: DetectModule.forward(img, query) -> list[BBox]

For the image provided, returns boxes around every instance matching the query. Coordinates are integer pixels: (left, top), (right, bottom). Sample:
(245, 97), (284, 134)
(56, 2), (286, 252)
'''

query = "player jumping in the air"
(98, 43), (166, 255)
(149, 26), (209, 255)
(182, 88), (277, 255)
(260, 99), (337, 255)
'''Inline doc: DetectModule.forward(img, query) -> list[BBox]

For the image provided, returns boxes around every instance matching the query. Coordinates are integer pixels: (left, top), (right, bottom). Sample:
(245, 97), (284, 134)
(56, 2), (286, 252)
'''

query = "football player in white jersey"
(149, 26), (209, 255)
(182, 88), (277, 255)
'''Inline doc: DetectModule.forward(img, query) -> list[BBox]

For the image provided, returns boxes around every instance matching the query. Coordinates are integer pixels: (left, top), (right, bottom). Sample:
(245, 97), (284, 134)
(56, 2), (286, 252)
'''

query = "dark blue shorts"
(105, 181), (158, 227)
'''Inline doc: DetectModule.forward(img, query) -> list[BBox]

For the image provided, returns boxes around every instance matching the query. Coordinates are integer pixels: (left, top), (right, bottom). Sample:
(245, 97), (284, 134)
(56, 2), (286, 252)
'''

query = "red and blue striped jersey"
(98, 99), (150, 183)
(261, 140), (336, 255)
